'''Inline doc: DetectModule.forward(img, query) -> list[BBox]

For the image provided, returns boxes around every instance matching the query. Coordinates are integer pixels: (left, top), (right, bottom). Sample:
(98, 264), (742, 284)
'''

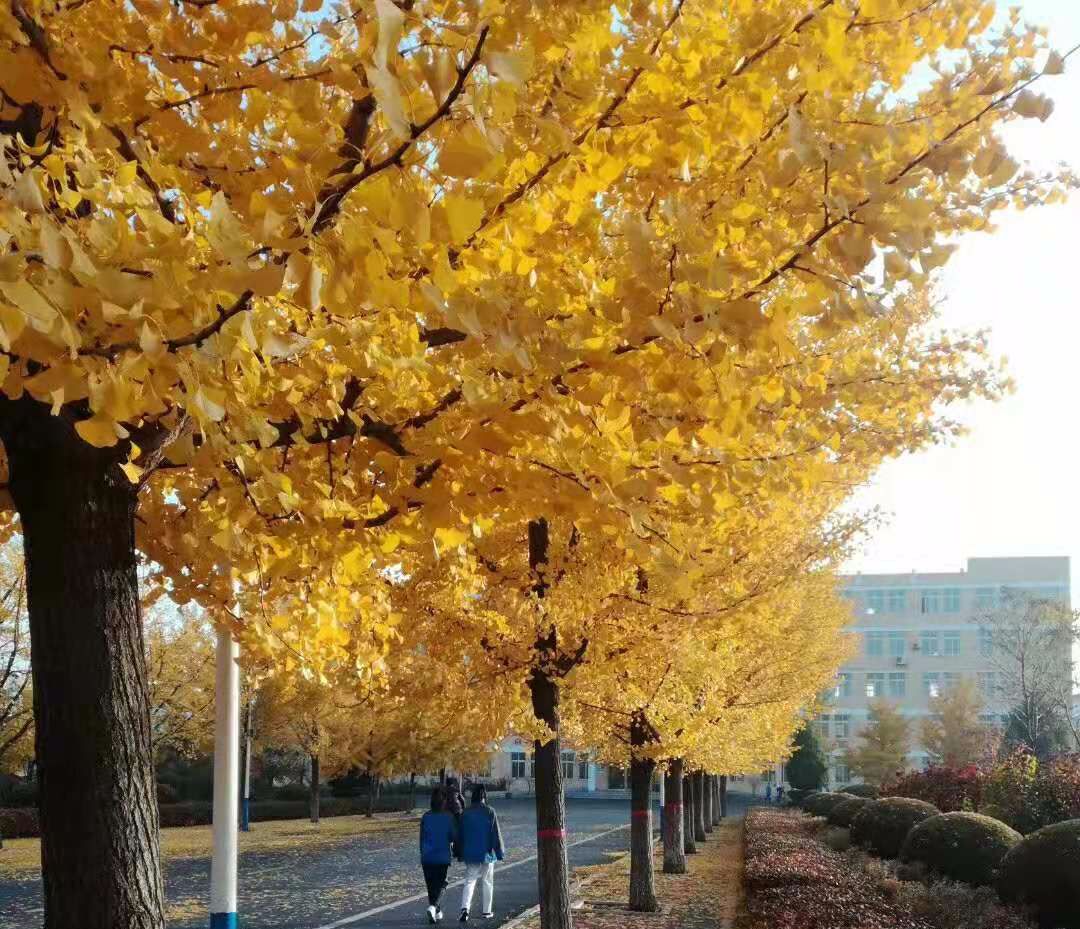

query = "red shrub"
(885, 765), (984, 813)
(1032, 754), (1080, 826)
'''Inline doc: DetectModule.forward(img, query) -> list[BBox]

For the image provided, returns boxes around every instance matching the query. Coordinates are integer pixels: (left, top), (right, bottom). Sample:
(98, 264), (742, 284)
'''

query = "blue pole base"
(240, 798), (250, 832)
(210, 912), (238, 929)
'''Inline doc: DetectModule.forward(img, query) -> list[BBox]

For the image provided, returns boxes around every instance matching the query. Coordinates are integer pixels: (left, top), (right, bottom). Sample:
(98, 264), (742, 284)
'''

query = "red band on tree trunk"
(537, 828), (566, 839)
(630, 810), (651, 819)
(663, 803), (684, 811)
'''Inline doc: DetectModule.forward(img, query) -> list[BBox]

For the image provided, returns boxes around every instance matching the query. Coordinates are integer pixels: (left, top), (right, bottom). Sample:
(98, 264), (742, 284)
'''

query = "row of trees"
(0, 0), (1073, 926)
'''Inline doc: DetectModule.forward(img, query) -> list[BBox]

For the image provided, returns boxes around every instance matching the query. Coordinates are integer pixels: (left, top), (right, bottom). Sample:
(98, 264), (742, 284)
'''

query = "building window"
(887, 632), (906, 658)
(943, 672), (960, 691)
(978, 627), (993, 657)
(866, 631), (885, 656)
(888, 672), (906, 698)
(836, 672), (853, 699)
(834, 763), (851, 784)
(978, 671), (998, 698)
(943, 631), (961, 657)
(887, 589), (907, 612)
(815, 715), (831, 740)
(920, 631), (940, 656)
(511, 752), (528, 779)
(833, 714), (850, 742)
(561, 750), (576, 780)
(924, 672), (941, 698)
(578, 754), (590, 780)
(975, 587), (998, 610)
(866, 673), (886, 698)
(867, 590), (885, 613)
(921, 590), (941, 614)
(943, 588), (961, 613)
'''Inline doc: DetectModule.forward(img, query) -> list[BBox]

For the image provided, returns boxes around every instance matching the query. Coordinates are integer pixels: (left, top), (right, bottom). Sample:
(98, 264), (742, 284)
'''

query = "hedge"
(998, 819), (1080, 928)
(804, 793), (848, 818)
(2, 795), (416, 839)
(828, 796), (872, 829)
(839, 783), (879, 799)
(851, 797), (940, 859)
(900, 812), (1021, 886)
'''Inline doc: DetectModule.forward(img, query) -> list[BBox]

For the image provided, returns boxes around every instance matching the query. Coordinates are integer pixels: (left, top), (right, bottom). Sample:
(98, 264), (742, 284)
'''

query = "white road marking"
(312, 824), (631, 929)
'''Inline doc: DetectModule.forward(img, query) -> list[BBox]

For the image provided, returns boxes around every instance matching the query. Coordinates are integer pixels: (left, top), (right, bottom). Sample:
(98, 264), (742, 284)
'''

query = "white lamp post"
(210, 626), (240, 929)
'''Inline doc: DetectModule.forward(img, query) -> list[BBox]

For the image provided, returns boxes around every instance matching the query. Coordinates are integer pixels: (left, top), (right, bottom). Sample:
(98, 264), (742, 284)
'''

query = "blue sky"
(844, 0), (1080, 591)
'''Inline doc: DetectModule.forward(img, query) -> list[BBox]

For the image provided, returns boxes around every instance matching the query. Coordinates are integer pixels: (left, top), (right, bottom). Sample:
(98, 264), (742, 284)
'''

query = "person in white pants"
(460, 861), (495, 918)
(457, 785), (505, 922)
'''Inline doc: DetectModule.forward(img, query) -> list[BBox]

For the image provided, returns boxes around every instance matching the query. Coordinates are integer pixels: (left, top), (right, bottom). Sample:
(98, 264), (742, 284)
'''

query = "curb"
(498, 851), (631, 929)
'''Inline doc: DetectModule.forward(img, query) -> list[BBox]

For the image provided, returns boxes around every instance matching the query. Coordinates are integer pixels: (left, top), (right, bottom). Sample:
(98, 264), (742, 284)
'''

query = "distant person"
(445, 777), (466, 817)
(458, 784), (505, 922)
(420, 787), (458, 924)
(776, 784), (785, 804)
(765, 782), (773, 804)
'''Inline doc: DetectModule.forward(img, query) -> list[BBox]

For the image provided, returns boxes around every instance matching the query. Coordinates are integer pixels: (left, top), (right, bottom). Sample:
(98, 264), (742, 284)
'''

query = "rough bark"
(530, 666), (572, 929)
(662, 758), (687, 874)
(711, 775), (721, 826)
(719, 775), (728, 819)
(0, 396), (165, 929)
(692, 771), (707, 842)
(703, 772), (714, 833)
(309, 753), (321, 823)
(682, 774), (697, 854)
(628, 713), (658, 912)
(528, 516), (574, 929)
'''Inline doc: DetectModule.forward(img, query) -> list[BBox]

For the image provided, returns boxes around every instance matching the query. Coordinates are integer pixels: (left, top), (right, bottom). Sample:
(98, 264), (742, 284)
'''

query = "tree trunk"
(530, 666), (573, 929)
(703, 773), (714, 833)
(662, 759), (687, 874)
(0, 398), (165, 929)
(309, 753), (321, 823)
(526, 517), (574, 929)
(628, 715), (658, 912)
(711, 776), (721, 826)
(719, 775), (728, 819)
(692, 771), (707, 842)
(682, 774), (696, 854)
(410, 771), (417, 810)
(366, 774), (378, 818)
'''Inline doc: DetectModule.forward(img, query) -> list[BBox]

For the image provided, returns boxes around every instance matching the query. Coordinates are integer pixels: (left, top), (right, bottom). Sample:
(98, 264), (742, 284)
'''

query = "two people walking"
(419, 782), (505, 924)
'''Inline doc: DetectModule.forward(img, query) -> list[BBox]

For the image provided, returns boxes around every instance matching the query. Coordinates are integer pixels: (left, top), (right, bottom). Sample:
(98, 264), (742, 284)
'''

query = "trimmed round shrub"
(840, 783), (879, 799)
(998, 819), (1080, 928)
(797, 789), (822, 810)
(804, 792), (848, 818)
(786, 787), (810, 806)
(828, 796), (872, 828)
(851, 796), (940, 859)
(900, 812), (1021, 886)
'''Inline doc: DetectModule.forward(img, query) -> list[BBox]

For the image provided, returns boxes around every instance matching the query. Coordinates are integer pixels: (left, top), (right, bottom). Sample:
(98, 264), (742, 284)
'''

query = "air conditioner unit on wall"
(896, 657), (907, 667)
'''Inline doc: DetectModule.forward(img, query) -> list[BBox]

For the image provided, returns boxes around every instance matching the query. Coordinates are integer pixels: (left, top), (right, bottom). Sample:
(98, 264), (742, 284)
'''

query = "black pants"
(422, 863), (449, 907)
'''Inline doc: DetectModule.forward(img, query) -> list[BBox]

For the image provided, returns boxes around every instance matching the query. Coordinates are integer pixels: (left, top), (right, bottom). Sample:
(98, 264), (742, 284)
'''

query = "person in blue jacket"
(457, 784), (505, 922)
(420, 787), (458, 924)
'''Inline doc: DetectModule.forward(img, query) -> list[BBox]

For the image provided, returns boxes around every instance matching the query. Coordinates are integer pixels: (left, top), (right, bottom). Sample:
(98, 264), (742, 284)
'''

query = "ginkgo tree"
(0, 0), (1073, 926)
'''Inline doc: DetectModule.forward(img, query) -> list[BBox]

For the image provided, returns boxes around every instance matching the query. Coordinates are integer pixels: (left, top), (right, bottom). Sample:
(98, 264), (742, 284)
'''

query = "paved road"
(0, 795), (757, 929)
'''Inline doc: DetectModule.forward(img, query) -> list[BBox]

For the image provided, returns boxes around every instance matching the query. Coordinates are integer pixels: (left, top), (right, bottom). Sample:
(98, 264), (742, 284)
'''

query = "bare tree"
(972, 589), (1077, 758)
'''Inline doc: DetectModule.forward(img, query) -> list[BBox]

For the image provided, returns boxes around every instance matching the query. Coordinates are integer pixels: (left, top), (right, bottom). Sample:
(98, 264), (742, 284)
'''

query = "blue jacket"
(420, 811), (458, 865)
(459, 802), (505, 865)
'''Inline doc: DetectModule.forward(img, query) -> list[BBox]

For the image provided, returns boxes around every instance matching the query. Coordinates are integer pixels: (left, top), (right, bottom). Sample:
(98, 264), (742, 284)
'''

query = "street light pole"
(210, 626), (240, 929)
(241, 691), (255, 832)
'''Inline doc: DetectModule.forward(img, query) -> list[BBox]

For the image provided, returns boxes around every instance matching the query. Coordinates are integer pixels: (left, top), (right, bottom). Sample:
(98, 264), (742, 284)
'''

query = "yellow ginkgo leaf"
(75, 415), (121, 448)
(443, 194), (485, 244)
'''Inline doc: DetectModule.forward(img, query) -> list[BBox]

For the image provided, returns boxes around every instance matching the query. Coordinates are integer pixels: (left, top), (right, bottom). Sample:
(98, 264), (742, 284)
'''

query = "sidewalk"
(509, 820), (743, 929)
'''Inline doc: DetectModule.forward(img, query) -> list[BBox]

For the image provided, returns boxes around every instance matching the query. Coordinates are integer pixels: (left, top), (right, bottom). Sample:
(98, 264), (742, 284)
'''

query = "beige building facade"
(816, 556), (1071, 787)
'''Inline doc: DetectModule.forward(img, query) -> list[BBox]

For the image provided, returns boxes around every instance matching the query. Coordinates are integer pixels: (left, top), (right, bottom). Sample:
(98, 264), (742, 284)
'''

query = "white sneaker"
(427, 904), (437, 924)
